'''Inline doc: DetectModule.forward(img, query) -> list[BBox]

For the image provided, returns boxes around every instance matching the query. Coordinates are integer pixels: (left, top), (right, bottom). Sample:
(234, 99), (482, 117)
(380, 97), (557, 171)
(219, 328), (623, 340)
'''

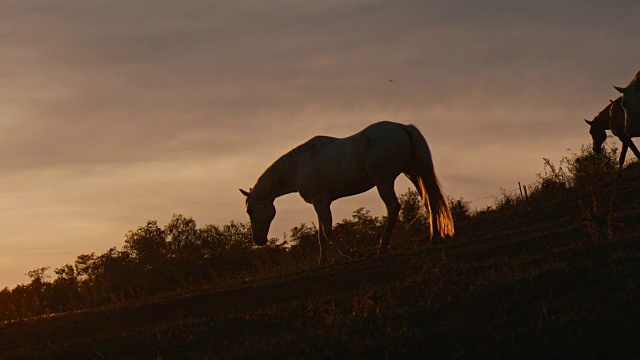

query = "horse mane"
(252, 136), (334, 199)
(590, 97), (621, 127)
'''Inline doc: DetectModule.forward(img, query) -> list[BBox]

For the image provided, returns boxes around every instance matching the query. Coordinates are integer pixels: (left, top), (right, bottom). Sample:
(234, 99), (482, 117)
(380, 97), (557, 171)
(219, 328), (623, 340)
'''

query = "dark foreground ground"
(1, 168), (640, 359)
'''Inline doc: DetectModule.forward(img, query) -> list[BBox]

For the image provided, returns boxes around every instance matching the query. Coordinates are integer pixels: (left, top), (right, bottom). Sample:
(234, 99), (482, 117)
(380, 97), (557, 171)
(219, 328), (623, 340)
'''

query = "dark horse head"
(239, 188), (275, 246)
(584, 99), (615, 154)
(614, 70), (640, 137)
(585, 118), (607, 154)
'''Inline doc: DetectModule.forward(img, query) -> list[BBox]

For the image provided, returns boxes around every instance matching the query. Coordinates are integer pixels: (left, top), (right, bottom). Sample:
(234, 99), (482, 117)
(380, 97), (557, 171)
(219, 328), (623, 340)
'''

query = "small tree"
(164, 214), (199, 259)
(448, 196), (471, 223)
(124, 220), (167, 269)
(26, 267), (50, 285)
(398, 189), (422, 226)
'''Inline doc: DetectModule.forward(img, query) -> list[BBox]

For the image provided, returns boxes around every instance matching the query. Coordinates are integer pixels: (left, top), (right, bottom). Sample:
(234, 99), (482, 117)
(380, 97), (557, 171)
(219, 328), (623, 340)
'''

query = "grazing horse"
(240, 121), (455, 265)
(585, 97), (640, 169)
(614, 70), (640, 137)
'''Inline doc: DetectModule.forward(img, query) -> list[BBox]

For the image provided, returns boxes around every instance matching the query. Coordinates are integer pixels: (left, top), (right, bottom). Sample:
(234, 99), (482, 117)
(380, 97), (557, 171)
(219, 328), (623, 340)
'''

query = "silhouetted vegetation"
(0, 190), (434, 322)
(532, 145), (618, 199)
(0, 145), (627, 322)
(1, 144), (639, 358)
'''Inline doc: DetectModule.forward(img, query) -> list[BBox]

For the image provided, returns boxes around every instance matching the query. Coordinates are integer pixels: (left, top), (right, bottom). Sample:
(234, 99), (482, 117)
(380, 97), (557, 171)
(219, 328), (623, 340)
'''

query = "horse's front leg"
(376, 181), (400, 255)
(314, 201), (332, 265)
(619, 142), (629, 170)
(314, 200), (352, 265)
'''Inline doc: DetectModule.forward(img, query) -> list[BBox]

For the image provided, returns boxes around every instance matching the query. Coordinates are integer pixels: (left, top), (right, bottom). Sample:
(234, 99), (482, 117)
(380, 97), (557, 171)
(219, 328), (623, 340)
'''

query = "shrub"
(492, 188), (519, 211)
(566, 145), (618, 191)
(529, 144), (618, 201)
(447, 196), (472, 223)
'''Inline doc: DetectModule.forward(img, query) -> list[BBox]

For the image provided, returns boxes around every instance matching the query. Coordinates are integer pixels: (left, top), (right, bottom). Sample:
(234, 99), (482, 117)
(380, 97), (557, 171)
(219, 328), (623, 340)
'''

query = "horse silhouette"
(614, 70), (640, 137)
(240, 121), (454, 265)
(585, 97), (640, 169)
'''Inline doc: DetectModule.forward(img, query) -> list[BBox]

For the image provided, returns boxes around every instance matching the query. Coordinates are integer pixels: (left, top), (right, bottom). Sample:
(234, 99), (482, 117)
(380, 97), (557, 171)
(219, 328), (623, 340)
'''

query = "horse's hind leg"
(376, 179), (401, 255)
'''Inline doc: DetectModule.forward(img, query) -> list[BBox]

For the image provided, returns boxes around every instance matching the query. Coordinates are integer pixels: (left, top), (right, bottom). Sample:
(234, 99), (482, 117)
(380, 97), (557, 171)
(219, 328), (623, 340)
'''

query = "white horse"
(614, 70), (640, 137)
(240, 121), (455, 265)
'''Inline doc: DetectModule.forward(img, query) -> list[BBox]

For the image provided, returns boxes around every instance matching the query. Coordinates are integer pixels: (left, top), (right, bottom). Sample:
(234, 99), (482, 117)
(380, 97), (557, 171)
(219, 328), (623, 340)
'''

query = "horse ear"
(584, 119), (593, 125)
(614, 85), (627, 94)
(239, 189), (250, 197)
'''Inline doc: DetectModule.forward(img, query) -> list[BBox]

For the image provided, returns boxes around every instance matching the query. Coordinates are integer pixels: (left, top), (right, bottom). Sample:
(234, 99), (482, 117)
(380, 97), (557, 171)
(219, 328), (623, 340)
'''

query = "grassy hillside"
(1, 160), (640, 359)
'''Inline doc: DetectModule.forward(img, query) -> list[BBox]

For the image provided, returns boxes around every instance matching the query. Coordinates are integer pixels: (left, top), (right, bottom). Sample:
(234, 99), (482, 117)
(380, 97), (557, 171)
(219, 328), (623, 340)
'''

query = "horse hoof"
(377, 247), (390, 255)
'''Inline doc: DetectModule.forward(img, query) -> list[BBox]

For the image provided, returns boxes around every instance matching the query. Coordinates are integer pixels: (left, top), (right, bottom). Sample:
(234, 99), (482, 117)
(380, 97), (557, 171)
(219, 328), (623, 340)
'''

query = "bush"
(529, 144), (618, 201)
(527, 158), (570, 201)
(492, 188), (519, 211)
(567, 145), (618, 191)
(448, 196), (472, 223)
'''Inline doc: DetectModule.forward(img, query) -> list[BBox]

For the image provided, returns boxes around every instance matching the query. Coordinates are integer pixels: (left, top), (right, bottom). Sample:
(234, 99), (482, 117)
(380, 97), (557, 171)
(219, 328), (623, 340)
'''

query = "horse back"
(296, 122), (411, 201)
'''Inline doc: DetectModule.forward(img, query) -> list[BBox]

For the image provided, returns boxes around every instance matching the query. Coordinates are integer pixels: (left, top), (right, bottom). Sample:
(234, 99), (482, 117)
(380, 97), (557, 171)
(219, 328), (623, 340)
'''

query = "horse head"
(614, 70), (640, 137)
(240, 188), (275, 246)
(584, 118), (606, 154)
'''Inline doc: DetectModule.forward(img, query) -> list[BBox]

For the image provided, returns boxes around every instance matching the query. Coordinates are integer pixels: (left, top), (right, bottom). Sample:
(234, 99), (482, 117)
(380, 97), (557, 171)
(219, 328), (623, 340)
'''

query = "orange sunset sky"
(1, 0), (639, 287)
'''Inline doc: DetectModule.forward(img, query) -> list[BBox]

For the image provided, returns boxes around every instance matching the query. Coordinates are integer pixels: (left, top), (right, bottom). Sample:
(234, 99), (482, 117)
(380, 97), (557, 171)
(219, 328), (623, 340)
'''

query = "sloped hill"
(1, 164), (640, 359)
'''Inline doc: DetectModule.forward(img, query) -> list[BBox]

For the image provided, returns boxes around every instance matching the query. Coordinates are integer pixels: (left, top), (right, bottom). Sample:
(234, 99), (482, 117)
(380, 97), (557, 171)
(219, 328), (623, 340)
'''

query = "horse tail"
(402, 124), (455, 240)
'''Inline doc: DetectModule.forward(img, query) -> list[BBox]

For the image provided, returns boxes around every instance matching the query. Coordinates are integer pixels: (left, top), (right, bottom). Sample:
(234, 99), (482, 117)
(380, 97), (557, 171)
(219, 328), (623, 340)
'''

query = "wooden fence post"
(518, 182), (524, 199)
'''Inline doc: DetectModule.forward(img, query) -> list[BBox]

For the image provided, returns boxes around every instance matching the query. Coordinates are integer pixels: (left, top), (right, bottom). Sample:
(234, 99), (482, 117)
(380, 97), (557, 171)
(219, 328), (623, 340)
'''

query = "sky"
(1, 0), (639, 288)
